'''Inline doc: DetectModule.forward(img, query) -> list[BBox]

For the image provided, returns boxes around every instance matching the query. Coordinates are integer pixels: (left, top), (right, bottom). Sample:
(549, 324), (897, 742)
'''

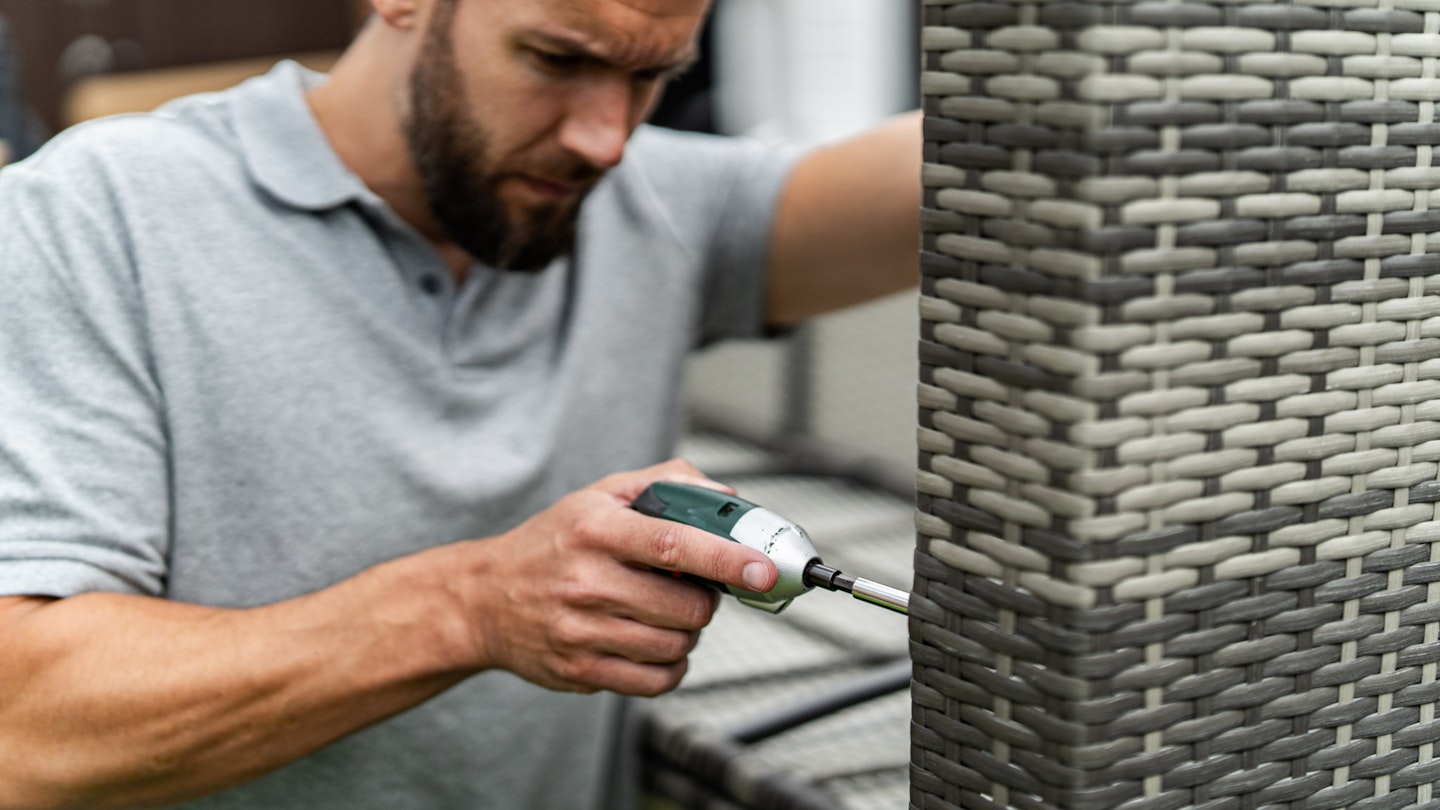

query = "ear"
(371, 0), (423, 29)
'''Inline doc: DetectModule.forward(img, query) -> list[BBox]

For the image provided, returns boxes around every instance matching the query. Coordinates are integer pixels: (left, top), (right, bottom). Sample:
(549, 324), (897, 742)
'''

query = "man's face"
(401, 0), (707, 272)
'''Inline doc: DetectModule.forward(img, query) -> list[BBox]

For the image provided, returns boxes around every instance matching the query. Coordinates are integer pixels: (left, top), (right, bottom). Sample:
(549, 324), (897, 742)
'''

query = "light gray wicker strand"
(912, 0), (1440, 807)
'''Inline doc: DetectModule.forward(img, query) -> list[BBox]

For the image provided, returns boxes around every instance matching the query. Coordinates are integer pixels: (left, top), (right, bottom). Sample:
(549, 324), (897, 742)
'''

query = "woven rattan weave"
(912, 0), (1440, 808)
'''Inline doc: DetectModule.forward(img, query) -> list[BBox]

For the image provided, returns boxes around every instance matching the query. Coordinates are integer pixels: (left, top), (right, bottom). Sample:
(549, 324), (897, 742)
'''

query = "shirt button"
(418, 275), (443, 295)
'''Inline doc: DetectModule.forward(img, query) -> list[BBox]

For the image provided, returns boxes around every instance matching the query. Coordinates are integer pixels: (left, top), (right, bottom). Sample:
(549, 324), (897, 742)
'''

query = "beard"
(401, 1), (599, 272)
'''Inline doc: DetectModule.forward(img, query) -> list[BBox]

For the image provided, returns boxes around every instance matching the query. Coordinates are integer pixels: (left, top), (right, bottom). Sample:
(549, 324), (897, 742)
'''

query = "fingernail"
(743, 562), (770, 592)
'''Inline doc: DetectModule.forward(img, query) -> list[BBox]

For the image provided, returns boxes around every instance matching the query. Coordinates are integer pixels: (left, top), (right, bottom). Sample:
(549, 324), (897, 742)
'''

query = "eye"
(531, 49), (583, 73)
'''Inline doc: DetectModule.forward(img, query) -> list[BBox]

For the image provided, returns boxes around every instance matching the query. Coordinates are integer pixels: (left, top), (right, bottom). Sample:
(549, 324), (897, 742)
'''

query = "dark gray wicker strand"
(912, 0), (1440, 808)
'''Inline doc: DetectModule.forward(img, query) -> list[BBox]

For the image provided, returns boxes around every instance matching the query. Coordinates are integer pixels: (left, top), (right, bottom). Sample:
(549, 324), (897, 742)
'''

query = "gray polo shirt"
(0, 62), (798, 808)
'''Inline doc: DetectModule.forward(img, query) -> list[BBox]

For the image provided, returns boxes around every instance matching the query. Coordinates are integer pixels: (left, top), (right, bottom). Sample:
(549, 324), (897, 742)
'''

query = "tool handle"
(630, 482), (741, 593)
(631, 482), (756, 536)
(631, 482), (797, 613)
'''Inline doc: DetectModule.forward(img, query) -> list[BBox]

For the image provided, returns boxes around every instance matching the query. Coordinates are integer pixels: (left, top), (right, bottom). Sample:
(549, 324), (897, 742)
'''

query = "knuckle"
(652, 660), (689, 695)
(661, 630), (699, 661)
(556, 653), (598, 686)
(676, 592), (715, 631)
(650, 527), (685, 570)
(547, 611), (599, 657)
(571, 510), (607, 548)
(708, 547), (736, 585)
(556, 612), (614, 653)
(649, 632), (684, 663)
(551, 615), (587, 649)
(630, 673), (669, 697)
(619, 661), (688, 698)
(634, 681), (667, 698)
(556, 575), (605, 611)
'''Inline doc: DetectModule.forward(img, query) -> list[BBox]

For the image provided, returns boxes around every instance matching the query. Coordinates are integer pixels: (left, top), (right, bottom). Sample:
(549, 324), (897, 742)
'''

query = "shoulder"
(1, 101), (242, 208)
(0, 102), (251, 306)
(614, 125), (801, 192)
(590, 125), (805, 240)
(624, 124), (765, 160)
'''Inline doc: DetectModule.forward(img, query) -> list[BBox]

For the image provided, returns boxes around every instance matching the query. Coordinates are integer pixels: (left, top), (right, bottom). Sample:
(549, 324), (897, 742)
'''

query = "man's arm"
(0, 565), (466, 810)
(765, 110), (923, 327)
(0, 461), (776, 810)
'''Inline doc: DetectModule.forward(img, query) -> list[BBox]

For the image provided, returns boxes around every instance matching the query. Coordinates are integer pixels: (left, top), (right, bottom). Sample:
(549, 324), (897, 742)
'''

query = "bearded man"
(0, 0), (919, 807)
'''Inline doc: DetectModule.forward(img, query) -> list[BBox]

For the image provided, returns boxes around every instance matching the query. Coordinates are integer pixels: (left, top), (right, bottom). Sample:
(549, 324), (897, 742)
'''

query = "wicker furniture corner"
(911, 1), (1440, 808)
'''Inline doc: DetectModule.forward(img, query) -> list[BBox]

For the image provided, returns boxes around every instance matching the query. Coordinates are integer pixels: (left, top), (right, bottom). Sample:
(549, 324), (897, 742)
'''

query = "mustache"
(513, 156), (606, 188)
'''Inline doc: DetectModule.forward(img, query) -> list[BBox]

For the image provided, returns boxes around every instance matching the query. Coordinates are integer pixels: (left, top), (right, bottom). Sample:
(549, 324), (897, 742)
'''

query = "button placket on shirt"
(418, 274), (444, 296)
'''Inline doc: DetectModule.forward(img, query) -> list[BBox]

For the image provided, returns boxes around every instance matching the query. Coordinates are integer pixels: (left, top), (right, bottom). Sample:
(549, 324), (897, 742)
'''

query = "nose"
(558, 77), (636, 171)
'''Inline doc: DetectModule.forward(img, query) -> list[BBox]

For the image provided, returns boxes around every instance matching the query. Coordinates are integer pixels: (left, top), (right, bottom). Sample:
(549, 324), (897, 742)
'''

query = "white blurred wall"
(683, 0), (918, 486)
(711, 0), (912, 143)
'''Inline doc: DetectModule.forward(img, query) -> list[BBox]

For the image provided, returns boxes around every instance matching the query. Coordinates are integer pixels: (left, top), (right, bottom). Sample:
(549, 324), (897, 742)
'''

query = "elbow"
(0, 769), (74, 810)
(0, 730), (103, 810)
(0, 754), (155, 810)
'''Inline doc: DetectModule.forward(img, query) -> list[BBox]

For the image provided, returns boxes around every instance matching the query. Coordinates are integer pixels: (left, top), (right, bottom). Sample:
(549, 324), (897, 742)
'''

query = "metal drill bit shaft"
(804, 562), (910, 615)
(849, 577), (910, 614)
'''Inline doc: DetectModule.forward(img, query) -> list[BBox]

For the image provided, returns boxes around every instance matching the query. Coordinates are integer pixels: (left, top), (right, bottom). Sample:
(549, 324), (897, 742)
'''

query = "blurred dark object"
(646, 9), (715, 135)
(0, 14), (44, 160)
(0, 0), (363, 133)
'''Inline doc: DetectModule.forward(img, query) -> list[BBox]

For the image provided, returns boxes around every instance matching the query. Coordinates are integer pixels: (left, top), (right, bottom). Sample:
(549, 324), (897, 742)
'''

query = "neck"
(306, 23), (472, 283)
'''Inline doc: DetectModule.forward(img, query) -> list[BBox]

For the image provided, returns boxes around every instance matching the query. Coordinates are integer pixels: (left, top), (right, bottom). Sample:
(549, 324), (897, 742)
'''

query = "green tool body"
(632, 481), (909, 615)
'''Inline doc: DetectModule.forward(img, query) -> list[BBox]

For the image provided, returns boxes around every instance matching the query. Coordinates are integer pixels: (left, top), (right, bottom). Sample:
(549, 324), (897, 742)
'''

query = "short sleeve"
(0, 149), (171, 597)
(618, 126), (804, 345)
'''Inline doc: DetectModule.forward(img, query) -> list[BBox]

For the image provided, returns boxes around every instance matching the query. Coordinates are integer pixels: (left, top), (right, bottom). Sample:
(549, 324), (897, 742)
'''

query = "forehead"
(547, 0), (710, 23)
(481, 0), (711, 65)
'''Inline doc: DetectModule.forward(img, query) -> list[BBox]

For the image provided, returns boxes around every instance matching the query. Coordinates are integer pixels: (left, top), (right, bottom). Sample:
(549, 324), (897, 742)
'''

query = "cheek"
(447, 41), (565, 160)
(472, 88), (571, 165)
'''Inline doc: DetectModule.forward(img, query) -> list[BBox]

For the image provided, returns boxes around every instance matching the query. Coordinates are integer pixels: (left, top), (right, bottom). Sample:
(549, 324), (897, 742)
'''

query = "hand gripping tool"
(632, 481), (910, 615)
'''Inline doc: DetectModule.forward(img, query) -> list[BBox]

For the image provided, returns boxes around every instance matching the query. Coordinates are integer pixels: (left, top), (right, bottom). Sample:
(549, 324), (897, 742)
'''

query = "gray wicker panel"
(912, 0), (1440, 808)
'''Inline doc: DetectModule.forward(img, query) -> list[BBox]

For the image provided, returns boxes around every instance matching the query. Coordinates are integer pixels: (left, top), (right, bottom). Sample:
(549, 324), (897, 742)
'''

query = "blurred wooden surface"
(62, 50), (340, 124)
(0, 0), (362, 132)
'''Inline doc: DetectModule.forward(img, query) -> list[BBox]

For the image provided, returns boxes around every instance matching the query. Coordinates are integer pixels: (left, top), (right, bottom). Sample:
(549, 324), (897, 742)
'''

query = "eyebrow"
(526, 29), (700, 77)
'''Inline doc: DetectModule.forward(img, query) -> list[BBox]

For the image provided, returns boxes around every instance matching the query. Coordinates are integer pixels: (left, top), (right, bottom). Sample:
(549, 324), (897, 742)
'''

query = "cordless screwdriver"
(631, 481), (910, 615)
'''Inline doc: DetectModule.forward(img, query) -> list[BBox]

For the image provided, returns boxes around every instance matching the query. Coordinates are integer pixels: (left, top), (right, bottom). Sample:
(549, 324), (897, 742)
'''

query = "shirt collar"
(230, 60), (371, 211)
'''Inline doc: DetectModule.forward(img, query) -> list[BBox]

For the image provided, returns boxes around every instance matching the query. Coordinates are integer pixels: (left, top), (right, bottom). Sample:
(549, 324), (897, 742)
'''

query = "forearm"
(0, 460), (777, 809)
(766, 109), (923, 326)
(0, 545), (473, 810)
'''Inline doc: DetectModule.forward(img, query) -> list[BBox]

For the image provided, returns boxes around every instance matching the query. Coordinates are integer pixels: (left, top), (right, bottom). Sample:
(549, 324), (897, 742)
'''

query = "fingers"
(603, 507), (777, 595)
(518, 641), (694, 697)
(581, 458), (778, 594)
(556, 611), (703, 665)
(462, 459), (776, 697)
(543, 574), (712, 695)
(564, 656), (690, 698)
(517, 577), (708, 696)
(540, 555), (718, 632)
(605, 565), (720, 631)
(590, 458), (735, 502)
